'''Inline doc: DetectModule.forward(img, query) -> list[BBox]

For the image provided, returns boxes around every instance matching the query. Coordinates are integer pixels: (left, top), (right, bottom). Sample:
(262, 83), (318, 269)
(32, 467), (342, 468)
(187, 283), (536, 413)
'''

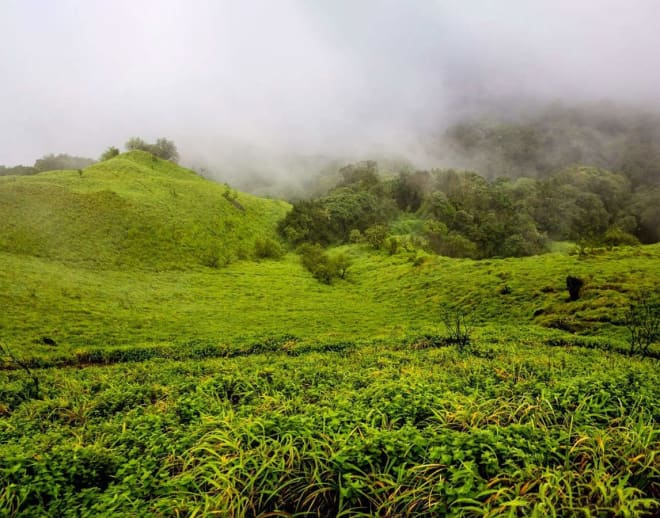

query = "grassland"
(0, 156), (658, 516)
(0, 151), (289, 270)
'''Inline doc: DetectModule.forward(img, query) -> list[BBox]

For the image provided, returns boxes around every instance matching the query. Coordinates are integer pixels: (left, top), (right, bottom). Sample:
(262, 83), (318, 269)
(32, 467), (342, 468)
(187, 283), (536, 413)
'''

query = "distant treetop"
(125, 137), (179, 163)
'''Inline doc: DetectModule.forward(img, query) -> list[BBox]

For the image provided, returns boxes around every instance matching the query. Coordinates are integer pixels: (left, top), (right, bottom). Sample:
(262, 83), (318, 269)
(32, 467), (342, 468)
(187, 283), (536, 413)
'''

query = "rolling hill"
(1, 153), (659, 516)
(0, 151), (290, 270)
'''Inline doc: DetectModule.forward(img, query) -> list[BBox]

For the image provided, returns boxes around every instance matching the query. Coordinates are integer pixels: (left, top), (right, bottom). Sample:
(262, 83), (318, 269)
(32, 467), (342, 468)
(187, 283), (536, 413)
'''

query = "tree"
(153, 138), (179, 163)
(364, 224), (388, 249)
(331, 253), (352, 279)
(298, 243), (337, 284)
(33, 153), (94, 172)
(124, 137), (179, 163)
(100, 146), (120, 161)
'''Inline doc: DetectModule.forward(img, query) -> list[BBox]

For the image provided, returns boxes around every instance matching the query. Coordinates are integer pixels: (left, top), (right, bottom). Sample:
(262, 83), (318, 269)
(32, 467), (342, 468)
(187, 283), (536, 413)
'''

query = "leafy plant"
(0, 342), (40, 399)
(624, 292), (660, 356)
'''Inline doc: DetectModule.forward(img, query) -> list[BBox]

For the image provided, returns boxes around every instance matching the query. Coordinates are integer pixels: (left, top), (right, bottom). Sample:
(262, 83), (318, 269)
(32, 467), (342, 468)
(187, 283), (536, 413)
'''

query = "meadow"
(1, 155), (658, 516)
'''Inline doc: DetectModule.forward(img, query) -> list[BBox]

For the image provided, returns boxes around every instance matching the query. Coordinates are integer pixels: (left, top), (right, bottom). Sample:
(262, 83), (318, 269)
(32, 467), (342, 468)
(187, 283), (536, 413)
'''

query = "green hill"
(1, 155), (659, 516)
(0, 151), (289, 269)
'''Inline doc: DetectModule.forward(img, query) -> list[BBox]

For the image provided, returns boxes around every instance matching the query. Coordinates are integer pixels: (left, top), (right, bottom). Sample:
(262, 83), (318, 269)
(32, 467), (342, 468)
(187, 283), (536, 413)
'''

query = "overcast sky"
(1, 0), (659, 168)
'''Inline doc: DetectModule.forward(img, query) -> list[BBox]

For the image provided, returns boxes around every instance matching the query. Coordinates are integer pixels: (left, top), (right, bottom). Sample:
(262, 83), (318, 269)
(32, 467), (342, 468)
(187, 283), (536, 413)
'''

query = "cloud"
(1, 0), (659, 175)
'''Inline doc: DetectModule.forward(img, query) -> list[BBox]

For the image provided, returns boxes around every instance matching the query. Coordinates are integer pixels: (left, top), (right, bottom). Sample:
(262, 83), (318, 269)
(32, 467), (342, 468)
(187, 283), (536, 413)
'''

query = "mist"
(2, 0), (660, 190)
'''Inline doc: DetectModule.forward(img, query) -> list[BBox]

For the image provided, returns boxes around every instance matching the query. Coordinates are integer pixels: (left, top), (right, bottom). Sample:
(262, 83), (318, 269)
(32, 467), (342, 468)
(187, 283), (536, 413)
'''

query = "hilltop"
(0, 151), (289, 270)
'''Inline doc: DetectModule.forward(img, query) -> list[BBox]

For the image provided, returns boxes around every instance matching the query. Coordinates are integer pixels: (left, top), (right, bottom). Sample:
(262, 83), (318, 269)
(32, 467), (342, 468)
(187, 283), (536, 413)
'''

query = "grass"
(1, 243), (658, 358)
(0, 151), (289, 269)
(0, 340), (657, 516)
(1, 159), (659, 515)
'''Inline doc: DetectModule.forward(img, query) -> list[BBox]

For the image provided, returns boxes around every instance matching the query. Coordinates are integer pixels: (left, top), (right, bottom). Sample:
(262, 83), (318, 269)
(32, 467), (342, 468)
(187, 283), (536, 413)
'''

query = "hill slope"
(1, 242), (658, 354)
(0, 151), (289, 269)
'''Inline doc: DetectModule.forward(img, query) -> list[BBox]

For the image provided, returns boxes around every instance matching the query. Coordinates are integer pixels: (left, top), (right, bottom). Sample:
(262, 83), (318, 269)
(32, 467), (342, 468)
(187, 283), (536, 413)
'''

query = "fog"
(2, 0), (660, 188)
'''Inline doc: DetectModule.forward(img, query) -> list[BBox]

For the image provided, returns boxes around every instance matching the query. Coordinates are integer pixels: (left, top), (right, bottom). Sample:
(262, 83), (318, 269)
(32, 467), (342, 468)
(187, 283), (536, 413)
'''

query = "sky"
(1, 0), (660, 173)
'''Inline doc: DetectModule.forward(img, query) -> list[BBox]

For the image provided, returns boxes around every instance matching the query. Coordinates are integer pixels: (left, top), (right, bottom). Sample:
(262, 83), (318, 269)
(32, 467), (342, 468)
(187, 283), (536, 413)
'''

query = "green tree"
(364, 224), (388, 249)
(100, 146), (120, 161)
(125, 137), (179, 163)
(33, 153), (94, 172)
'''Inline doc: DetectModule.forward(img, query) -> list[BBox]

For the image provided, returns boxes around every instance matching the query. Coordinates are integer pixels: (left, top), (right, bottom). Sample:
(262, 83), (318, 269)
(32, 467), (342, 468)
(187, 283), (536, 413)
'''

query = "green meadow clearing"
(1, 154), (658, 516)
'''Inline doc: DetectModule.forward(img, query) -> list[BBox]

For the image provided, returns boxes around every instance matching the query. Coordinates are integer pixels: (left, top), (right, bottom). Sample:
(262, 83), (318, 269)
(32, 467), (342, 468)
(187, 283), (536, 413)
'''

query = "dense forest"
(280, 161), (658, 262)
(276, 103), (660, 264)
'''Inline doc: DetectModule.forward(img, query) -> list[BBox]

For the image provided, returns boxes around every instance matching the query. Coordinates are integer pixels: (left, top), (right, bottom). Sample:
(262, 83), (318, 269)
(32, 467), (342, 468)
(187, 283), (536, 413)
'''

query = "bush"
(602, 227), (640, 249)
(364, 224), (388, 249)
(441, 308), (473, 351)
(566, 276), (584, 301)
(385, 237), (399, 255)
(331, 253), (352, 279)
(298, 244), (336, 284)
(100, 146), (120, 161)
(624, 293), (660, 356)
(349, 229), (363, 243)
(254, 238), (284, 260)
(125, 137), (179, 163)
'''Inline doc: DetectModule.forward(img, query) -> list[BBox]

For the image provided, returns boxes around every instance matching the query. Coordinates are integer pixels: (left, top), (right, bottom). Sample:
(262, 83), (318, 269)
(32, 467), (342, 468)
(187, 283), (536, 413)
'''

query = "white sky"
(1, 0), (659, 167)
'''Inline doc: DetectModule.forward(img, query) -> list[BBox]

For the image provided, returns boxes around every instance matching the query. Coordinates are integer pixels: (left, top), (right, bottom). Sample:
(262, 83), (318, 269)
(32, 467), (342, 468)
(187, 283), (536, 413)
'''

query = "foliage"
(33, 153), (95, 172)
(624, 293), (660, 356)
(364, 224), (388, 249)
(99, 146), (120, 161)
(603, 226), (640, 249)
(332, 253), (352, 279)
(0, 339), (658, 516)
(125, 137), (179, 163)
(445, 103), (660, 188)
(298, 243), (337, 284)
(253, 237), (284, 260)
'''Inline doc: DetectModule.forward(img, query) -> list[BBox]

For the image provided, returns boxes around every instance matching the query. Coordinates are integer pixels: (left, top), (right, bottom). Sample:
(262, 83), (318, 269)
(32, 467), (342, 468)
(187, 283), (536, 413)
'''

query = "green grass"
(1, 340), (658, 516)
(1, 161), (659, 516)
(0, 151), (289, 269)
(1, 243), (658, 358)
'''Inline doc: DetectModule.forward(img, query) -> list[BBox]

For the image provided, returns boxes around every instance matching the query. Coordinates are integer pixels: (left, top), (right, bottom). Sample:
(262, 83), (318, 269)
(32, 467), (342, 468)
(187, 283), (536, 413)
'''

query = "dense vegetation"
(280, 161), (656, 260)
(0, 154), (94, 177)
(1, 146), (658, 516)
(444, 102), (660, 188)
(1, 338), (658, 516)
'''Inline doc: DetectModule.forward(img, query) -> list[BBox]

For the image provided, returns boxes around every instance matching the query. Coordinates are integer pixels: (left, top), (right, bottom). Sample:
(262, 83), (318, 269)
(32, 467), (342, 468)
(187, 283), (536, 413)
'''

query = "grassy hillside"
(0, 151), (289, 269)
(1, 155), (659, 516)
(1, 243), (658, 357)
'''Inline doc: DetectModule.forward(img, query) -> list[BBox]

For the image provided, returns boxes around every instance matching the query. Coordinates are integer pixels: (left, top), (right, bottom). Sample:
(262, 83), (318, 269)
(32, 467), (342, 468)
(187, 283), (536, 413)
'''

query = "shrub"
(602, 227), (640, 249)
(100, 146), (120, 161)
(385, 236), (399, 255)
(566, 276), (584, 301)
(254, 238), (284, 259)
(364, 224), (388, 249)
(298, 243), (337, 284)
(624, 293), (660, 356)
(331, 253), (352, 279)
(349, 229), (363, 243)
(441, 308), (473, 351)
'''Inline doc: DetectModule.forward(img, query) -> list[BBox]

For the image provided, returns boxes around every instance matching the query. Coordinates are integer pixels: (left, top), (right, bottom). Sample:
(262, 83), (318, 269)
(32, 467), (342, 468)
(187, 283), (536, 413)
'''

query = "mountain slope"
(0, 151), (290, 269)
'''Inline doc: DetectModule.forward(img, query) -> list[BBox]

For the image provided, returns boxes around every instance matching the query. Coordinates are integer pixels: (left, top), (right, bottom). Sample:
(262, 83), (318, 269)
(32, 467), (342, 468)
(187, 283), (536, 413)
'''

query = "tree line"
(1, 137), (179, 176)
(279, 160), (659, 259)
